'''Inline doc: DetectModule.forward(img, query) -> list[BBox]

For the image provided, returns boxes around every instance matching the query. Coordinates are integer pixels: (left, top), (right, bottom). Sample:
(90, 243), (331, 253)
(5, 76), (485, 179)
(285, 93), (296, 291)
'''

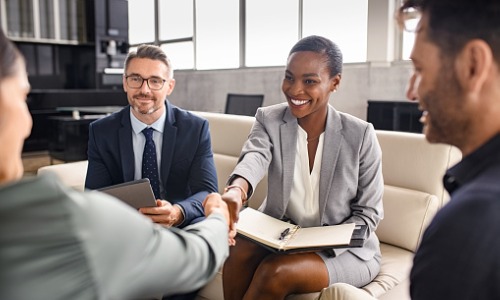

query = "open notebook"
(236, 207), (367, 253)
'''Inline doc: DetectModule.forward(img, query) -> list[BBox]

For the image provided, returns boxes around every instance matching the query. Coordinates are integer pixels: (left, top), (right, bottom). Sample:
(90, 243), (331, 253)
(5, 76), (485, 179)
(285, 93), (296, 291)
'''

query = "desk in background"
(56, 106), (124, 118)
(367, 100), (422, 133)
(48, 106), (123, 162)
(25, 89), (127, 153)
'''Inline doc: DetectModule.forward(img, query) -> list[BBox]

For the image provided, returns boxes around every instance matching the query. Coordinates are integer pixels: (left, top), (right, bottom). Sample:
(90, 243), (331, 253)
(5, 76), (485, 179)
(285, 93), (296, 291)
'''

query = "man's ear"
(455, 39), (492, 94)
(330, 74), (341, 92)
(123, 76), (128, 93)
(166, 78), (176, 96)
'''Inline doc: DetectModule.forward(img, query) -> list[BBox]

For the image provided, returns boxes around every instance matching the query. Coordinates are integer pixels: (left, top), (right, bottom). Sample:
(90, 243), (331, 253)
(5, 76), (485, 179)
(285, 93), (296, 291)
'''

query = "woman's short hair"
(289, 35), (343, 78)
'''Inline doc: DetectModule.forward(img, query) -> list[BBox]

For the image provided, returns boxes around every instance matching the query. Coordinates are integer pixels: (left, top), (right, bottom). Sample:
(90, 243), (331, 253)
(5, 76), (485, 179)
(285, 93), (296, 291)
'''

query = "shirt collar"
(444, 133), (500, 194)
(130, 107), (166, 135)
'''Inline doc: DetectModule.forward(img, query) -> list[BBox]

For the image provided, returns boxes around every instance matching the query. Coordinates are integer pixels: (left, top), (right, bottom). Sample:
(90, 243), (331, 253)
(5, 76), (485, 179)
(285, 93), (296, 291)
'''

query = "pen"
(279, 228), (290, 240)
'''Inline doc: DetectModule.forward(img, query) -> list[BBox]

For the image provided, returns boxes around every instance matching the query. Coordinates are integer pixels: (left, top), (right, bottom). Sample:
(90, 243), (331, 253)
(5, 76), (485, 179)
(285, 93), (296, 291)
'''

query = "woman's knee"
(252, 255), (290, 287)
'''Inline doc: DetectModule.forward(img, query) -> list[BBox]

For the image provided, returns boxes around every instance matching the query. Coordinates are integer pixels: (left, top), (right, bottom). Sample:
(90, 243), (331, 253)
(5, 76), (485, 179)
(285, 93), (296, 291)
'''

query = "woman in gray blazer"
(222, 35), (384, 300)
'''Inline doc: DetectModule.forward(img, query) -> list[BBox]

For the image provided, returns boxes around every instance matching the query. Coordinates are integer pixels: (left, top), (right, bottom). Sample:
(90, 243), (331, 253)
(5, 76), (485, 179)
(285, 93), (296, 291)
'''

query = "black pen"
(279, 228), (290, 240)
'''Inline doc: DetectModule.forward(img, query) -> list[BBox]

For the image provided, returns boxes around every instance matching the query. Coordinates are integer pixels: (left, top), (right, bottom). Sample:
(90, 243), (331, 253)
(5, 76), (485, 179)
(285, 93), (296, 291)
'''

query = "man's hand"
(203, 193), (236, 246)
(139, 200), (184, 227)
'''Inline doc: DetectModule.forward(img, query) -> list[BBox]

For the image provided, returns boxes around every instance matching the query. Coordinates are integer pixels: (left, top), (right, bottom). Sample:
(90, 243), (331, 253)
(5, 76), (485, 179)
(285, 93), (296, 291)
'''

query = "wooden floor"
(22, 151), (64, 177)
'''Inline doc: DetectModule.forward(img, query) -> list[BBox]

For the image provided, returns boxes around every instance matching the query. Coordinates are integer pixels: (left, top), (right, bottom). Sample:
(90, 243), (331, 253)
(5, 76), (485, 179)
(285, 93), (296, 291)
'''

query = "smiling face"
(123, 57), (175, 124)
(282, 51), (340, 121)
(0, 57), (32, 183)
(407, 14), (472, 147)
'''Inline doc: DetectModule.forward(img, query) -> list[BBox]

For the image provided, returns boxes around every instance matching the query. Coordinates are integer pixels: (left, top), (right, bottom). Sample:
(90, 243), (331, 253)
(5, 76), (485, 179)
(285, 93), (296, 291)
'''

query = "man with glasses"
(85, 44), (218, 233)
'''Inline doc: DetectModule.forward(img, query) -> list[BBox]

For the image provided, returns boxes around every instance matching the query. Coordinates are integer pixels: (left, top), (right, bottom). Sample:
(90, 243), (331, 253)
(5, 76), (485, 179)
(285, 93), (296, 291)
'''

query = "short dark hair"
(398, 0), (500, 63)
(289, 35), (343, 78)
(0, 29), (21, 81)
(124, 44), (174, 78)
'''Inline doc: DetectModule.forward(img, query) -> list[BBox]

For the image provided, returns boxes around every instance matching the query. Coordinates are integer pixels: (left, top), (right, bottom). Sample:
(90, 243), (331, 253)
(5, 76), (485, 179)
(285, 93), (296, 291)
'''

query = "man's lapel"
(160, 102), (176, 189)
(119, 109), (135, 182)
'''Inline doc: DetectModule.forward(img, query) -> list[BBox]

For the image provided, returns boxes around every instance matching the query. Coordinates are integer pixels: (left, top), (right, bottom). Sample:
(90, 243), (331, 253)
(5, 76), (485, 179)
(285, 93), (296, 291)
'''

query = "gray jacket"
(232, 103), (384, 260)
(0, 173), (228, 299)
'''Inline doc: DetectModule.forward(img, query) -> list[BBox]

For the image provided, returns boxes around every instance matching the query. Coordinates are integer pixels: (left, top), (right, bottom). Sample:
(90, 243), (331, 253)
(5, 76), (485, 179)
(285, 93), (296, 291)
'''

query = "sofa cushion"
(318, 283), (375, 300)
(376, 185), (439, 252)
(213, 154), (239, 195)
(362, 243), (413, 298)
(194, 111), (254, 157)
(376, 130), (461, 206)
(195, 111), (268, 208)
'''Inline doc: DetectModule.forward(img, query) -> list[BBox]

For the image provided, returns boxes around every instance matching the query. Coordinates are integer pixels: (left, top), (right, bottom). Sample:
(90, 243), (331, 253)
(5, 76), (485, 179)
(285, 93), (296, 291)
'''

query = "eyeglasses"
(125, 75), (167, 90)
(401, 8), (421, 32)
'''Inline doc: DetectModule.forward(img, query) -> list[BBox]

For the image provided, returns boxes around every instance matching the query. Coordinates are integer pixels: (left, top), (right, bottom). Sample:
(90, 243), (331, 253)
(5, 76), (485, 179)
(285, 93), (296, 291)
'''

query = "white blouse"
(285, 126), (324, 227)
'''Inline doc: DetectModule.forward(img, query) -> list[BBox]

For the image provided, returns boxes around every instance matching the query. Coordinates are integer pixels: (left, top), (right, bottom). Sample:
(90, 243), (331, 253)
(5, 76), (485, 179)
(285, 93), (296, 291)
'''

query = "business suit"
(0, 173), (229, 300)
(232, 103), (384, 262)
(85, 100), (218, 227)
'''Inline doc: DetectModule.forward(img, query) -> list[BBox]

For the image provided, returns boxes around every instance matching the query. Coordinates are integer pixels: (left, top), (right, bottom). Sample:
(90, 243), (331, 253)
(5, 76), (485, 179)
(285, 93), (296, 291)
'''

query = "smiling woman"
(220, 35), (384, 300)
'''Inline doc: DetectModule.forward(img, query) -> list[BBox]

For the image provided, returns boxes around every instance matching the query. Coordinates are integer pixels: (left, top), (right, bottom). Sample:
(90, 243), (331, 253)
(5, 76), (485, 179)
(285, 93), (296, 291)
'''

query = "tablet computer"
(98, 178), (157, 209)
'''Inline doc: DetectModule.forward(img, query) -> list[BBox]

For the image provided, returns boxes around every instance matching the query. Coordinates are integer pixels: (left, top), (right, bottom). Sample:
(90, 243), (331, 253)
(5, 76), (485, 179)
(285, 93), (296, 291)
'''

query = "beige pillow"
(318, 283), (377, 300)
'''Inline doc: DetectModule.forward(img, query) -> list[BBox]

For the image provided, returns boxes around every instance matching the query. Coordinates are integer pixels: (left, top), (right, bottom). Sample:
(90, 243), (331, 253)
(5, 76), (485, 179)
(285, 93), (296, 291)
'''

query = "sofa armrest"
(377, 185), (439, 252)
(37, 160), (88, 191)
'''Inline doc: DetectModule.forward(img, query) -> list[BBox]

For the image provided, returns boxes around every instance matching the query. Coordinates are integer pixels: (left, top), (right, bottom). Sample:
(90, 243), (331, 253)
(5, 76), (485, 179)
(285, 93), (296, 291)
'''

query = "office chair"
(224, 93), (264, 117)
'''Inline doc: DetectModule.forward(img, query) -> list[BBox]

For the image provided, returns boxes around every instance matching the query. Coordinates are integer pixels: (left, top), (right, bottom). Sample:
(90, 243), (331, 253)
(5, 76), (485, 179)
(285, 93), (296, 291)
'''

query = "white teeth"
(291, 99), (309, 106)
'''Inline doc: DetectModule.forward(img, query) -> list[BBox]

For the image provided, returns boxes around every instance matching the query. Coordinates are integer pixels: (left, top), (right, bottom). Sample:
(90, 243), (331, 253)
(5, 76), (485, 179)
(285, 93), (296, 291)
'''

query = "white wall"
(169, 61), (413, 121)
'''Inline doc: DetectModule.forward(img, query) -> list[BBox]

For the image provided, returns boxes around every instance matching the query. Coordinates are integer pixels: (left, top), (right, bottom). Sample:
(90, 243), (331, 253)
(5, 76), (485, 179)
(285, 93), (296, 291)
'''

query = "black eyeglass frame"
(124, 75), (167, 91)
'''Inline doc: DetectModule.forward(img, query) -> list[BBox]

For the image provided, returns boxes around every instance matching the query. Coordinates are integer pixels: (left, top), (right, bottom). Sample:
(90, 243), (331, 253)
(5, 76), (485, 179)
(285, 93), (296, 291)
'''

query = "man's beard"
(130, 93), (161, 115)
(133, 104), (160, 115)
(422, 66), (469, 146)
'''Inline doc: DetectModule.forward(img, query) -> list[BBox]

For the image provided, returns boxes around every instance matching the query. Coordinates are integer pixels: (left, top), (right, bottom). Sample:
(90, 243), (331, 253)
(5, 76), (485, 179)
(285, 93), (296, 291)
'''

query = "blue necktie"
(142, 127), (160, 199)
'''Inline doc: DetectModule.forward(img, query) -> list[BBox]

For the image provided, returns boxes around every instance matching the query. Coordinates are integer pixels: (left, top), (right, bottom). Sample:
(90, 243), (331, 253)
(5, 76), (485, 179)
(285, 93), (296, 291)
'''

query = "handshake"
(203, 192), (240, 246)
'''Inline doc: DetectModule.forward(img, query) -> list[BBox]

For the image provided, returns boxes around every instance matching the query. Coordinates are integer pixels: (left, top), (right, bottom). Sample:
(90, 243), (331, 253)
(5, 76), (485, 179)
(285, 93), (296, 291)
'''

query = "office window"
(196, 0), (239, 70)
(159, 0), (192, 40)
(39, 0), (55, 39)
(58, 0), (80, 41)
(128, 0), (155, 44)
(246, 0), (299, 67)
(303, 0), (368, 63)
(2, 0), (86, 43)
(3, 0), (35, 38)
(161, 42), (194, 70)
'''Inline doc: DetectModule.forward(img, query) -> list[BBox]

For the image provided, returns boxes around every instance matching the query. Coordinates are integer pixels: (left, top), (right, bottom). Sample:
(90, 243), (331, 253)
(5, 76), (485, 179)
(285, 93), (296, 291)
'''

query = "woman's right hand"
(221, 188), (245, 245)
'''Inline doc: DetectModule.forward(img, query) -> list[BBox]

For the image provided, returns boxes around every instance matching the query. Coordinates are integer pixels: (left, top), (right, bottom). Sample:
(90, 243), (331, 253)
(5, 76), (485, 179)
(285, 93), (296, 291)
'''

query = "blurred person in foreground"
(398, 0), (500, 299)
(0, 28), (229, 300)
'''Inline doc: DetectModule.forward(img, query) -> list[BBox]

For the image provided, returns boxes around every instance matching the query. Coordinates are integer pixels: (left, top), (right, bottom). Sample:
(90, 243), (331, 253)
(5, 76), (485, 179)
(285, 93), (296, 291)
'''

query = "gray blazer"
(0, 174), (228, 300)
(232, 103), (384, 260)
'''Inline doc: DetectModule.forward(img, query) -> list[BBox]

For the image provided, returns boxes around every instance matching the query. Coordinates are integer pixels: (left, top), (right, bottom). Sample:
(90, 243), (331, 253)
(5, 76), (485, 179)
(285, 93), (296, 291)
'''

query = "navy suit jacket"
(85, 101), (218, 227)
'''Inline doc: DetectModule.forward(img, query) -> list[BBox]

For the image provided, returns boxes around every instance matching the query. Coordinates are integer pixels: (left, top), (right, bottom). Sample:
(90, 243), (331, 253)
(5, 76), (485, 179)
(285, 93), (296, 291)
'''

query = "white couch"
(37, 111), (461, 300)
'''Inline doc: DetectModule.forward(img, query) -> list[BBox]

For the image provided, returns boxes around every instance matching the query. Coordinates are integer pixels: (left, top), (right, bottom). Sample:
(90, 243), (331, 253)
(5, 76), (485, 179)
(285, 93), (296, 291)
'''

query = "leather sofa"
(37, 111), (461, 300)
